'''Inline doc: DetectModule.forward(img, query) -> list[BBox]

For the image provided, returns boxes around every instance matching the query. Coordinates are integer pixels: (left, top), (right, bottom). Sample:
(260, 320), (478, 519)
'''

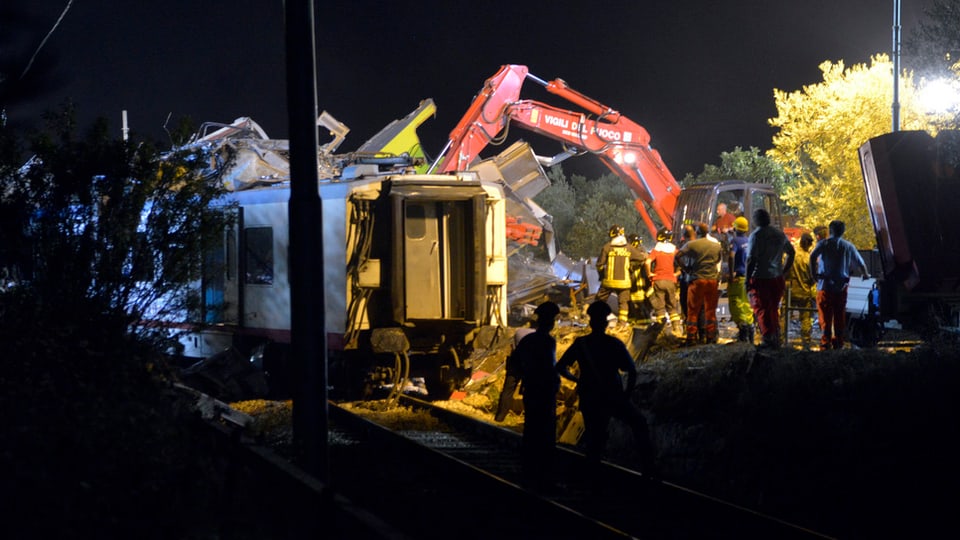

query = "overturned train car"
(858, 129), (960, 331)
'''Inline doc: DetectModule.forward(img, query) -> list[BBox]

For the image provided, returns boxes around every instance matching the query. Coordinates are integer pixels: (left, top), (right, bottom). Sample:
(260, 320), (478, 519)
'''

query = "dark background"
(3, 0), (934, 178)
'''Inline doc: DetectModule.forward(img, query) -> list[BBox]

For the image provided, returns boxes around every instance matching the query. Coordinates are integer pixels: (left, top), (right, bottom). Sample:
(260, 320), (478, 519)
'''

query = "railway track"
(326, 396), (836, 540)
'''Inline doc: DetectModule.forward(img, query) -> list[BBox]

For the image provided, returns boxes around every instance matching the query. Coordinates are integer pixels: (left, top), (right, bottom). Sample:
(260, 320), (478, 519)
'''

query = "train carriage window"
(406, 204), (426, 239)
(244, 227), (273, 285)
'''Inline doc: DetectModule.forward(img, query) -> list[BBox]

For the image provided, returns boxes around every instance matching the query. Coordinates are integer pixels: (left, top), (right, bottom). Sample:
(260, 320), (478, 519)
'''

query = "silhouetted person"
(515, 301), (561, 490)
(556, 301), (658, 481)
(494, 316), (537, 422)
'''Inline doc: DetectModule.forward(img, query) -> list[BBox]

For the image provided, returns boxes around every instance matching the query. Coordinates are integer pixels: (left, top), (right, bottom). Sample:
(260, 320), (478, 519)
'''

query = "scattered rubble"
(234, 315), (958, 537)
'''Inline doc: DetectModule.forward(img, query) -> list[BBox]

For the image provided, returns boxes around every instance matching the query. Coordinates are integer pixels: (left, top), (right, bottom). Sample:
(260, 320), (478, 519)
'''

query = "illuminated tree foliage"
(767, 55), (932, 248)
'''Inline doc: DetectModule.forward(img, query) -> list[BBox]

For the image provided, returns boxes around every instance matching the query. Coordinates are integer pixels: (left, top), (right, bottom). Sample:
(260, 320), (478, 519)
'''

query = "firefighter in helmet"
(595, 225), (647, 324)
(647, 227), (683, 335)
(627, 233), (654, 325)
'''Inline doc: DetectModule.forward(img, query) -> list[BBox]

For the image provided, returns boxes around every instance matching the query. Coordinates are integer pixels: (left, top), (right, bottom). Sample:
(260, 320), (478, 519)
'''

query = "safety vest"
(602, 246), (633, 289)
(630, 262), (647, 301)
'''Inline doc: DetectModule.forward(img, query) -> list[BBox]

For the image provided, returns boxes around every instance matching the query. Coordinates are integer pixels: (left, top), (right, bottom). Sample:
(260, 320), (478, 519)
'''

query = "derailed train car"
(170, 108), (519, 400)
(858, 129), (960, 335)
(187, 168), (509, 400)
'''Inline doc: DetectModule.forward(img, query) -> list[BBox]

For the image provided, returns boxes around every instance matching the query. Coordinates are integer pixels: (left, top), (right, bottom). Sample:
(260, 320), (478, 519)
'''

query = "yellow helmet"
(733, 216), (749, 232)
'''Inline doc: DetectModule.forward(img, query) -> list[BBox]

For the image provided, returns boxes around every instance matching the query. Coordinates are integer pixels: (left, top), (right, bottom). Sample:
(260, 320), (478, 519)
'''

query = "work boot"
(757, 333), (780, 350)
(671, 321), (683, 337)
(685, 323), (698, 347)
(704, 324), (718, 344)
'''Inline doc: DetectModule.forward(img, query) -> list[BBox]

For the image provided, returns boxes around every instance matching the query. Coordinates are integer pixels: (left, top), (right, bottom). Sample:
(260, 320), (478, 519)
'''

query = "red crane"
(431, 64), (681, 238)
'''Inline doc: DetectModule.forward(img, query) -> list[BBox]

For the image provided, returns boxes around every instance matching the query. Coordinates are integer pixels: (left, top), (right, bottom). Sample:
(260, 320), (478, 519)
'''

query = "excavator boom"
(432, 64), (680, 238)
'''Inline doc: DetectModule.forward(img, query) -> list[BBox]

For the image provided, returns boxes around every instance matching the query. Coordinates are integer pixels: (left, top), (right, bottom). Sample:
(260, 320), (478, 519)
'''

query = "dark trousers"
(580, 398), (656, 475)
(521, 393), (557, 488)
(494, 373), (520, 421)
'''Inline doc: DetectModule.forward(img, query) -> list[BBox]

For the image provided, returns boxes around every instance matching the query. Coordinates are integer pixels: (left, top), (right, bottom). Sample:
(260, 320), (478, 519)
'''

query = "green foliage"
(533, 166), (642, 259)
(0, 103), (234, 352)
(906, 0), (960, 78)
(535, 166), (576, 248)
(166, 115), (198, 148)
(768, 55), (940, 248)
(681, 146), (797, 195)
(0, 286), (229, 538)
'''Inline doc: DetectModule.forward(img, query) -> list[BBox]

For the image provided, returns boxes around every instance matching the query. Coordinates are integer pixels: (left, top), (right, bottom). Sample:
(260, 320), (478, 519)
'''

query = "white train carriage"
(180, 166), (510, 399)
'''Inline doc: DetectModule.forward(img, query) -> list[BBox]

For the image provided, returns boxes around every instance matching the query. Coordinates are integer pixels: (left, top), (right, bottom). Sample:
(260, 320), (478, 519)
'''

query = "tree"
(906, 0), (960, 78)
(533, 165), (576, 251)
(767, 54), (936, 248)
(534, 166), (641, 260)
(906, 0), (960, 129)
(0, 103), (234, 353)
(682, 145), (798, 199)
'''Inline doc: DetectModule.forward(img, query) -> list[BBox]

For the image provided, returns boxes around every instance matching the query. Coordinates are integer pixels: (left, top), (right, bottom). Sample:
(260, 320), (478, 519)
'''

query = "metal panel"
(404, 202), (442, 318)
(859, 130), (960, 293)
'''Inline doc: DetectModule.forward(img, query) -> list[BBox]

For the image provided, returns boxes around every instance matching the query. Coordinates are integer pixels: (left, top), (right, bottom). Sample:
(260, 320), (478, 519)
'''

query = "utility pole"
(285, 0), (328, 480)
(892, 0), (901, 132)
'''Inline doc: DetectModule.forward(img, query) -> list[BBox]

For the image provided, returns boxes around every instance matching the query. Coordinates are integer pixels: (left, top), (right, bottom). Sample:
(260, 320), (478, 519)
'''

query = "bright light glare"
(622, 152), (637, 164)
(919, 78), (960, 113)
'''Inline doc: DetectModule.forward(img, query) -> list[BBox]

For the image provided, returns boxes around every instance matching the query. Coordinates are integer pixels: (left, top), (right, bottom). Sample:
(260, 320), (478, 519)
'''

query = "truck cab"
(671, 180), (784, 243)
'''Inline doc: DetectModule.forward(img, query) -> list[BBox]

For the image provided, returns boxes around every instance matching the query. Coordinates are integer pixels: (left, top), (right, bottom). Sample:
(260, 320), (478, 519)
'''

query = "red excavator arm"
(431, 64), (681, 238)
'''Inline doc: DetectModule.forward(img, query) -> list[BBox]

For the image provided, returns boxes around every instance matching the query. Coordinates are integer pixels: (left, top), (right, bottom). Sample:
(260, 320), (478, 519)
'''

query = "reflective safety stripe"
(602, 247), (633, 289)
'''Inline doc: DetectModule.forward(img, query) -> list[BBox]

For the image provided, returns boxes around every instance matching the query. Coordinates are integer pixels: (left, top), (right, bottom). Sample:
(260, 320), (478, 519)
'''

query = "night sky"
(3, 0), (935, 178)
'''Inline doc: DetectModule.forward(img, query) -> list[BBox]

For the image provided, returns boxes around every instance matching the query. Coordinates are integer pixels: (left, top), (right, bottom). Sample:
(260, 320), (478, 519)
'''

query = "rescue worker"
(676, 222), (723, 345)
(787, 232), (817, 349)
(809, 220), (869, 350)
(627, 233), (654, 326)
(746, 208), (795, 349)
(813, 225), (829, 244)
(494, 310), (538, 422)
(556, 300), (658, 481)
(647, 227), (683, 336)
(676, 224), (697, 321)
(596, 225), (647, 325)
(514, 300), (561, 491)
(713, 202), (736, 235)
(697, 221), (724, 339)
(727, 216), (755, 343)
